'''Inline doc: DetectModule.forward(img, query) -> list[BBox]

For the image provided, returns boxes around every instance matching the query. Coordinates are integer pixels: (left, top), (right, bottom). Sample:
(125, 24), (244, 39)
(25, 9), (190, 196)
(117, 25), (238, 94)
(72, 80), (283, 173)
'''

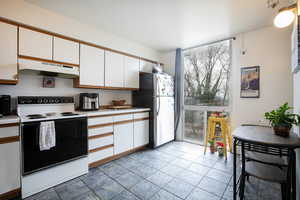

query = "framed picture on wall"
(43, 77), (55, 88)
(240, 66), (260, 98)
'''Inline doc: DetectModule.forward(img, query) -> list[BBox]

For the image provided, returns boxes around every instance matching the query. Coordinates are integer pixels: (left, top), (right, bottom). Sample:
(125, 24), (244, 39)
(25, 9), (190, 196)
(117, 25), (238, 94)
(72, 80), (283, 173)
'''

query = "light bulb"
(274, 10), (295, 28)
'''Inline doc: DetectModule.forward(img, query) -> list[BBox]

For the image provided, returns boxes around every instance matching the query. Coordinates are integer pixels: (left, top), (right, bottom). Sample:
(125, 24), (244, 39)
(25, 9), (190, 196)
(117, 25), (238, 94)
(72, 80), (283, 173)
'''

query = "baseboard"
(89, 145), (148, 168)
(0, 188), (21, 200)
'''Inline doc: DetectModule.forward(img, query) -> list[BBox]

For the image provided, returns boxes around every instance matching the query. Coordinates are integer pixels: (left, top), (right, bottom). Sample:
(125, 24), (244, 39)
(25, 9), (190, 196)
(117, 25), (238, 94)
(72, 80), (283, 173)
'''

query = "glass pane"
(184, 110), (205, 144)
(183, 40), (231, 106)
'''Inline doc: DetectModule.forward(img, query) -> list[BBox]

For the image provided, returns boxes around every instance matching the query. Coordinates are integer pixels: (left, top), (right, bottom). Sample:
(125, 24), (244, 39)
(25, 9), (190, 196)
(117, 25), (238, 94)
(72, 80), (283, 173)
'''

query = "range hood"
(18, 58), (79, 78)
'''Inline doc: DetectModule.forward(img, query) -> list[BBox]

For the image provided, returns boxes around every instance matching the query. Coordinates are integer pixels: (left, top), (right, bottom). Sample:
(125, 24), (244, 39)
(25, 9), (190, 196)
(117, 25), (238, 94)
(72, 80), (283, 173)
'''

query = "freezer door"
(154, 96), (175, 147)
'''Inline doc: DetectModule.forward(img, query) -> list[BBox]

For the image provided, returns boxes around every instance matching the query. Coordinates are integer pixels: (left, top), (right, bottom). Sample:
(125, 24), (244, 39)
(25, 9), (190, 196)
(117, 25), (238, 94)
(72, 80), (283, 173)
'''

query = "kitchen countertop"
(0, 115), (20, 125)
(0, 108), (150, 124)
(78, 108), (151, 117)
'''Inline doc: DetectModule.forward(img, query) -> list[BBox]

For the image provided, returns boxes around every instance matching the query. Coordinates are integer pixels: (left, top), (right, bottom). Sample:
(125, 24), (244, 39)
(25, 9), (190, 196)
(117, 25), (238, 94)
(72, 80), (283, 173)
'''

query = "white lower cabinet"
(0, 125), (20, 196)
(0, 142), (20, 195)
(114, 122), (134, 154)
(87, 112), (149, 166)
(134, 120), (149, 148)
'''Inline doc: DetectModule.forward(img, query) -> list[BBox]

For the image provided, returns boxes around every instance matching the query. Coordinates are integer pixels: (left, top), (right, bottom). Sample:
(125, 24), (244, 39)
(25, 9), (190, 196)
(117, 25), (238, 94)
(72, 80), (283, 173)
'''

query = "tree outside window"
(184, 40), (231, 106)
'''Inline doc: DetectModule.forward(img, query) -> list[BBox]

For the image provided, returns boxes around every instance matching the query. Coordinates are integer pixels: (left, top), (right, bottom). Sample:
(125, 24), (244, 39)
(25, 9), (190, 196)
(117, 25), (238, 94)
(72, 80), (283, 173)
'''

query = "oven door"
(21, 117), (88, 175)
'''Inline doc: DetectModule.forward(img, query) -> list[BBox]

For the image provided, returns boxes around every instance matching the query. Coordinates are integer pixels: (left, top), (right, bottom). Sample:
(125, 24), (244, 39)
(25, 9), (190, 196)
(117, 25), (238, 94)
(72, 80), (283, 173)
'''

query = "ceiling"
(26, 0), (286, 52)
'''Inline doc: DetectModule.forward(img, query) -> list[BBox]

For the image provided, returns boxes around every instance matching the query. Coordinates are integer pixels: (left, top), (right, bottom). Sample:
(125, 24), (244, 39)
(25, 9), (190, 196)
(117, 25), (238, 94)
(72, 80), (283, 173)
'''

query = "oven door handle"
(35, 125), (40, 150)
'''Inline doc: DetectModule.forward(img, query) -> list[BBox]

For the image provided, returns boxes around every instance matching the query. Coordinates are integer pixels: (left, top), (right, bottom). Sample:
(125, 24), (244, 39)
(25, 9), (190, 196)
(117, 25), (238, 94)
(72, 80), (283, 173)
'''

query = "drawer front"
(88, 126), (113, 137)
(134, 112), (149, 119)
(0, 126), (19, 138)
(113, 114), (133, 122)
(88, 116), (113, 126)
(88, 147), (113, 164)
(89, 135), (113, 150)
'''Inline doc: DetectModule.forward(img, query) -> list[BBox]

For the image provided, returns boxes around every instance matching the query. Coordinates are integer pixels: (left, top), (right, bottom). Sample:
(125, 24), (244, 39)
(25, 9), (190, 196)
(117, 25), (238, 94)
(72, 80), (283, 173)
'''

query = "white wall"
(160, 51), (176, 76)
(231, 26), (293, 129)
(0, 73), (132, 109)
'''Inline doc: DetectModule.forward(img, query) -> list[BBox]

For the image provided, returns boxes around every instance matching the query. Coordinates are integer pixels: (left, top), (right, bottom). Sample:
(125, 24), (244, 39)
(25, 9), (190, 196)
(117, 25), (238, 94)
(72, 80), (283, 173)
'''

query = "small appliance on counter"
(79, 93), (99, 111)
(0, 95), (11, 116)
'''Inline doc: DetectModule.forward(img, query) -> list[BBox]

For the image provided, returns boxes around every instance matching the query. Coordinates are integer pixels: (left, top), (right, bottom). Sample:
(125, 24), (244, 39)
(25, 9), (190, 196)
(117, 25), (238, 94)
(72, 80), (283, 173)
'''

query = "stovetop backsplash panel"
(0, 73), (132, 113)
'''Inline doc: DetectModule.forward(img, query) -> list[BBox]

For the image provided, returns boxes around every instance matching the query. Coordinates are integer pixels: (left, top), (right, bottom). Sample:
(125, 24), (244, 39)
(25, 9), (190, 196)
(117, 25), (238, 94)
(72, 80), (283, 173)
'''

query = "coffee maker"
(79, 93), (99, 111)
(0, 95), (11, 116)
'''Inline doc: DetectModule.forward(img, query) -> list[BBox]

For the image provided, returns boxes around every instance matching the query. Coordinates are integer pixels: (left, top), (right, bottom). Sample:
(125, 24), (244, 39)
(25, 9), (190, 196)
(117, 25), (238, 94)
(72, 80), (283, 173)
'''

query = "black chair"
(239, 124), (289, 200)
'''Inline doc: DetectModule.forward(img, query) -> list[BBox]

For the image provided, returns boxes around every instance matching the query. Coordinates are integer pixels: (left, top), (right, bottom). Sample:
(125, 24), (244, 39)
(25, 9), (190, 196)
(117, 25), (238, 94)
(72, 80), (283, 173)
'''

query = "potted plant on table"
(264, 103), (300, 137)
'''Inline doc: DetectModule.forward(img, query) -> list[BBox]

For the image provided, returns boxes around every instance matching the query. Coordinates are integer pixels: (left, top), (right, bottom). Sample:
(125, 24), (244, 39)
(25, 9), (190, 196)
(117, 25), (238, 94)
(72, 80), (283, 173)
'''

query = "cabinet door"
(19, 27), (52, 60)
(114, 122), (134, 154)
(80, 44), (104, 86)
(105, 51), (124, 87)
(134, 120), (149, 148)
(124, 56), (139, 88)
(0, 22), (18, 82)
(53, 37), (79, 64)
(0, 142), (20, 195)
(140, 60), (154, 73)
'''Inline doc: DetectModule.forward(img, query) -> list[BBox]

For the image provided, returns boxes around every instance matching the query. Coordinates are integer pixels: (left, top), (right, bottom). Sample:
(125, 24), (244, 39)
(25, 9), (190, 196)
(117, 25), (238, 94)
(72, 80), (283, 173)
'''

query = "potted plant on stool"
(264, 103), (300, 137)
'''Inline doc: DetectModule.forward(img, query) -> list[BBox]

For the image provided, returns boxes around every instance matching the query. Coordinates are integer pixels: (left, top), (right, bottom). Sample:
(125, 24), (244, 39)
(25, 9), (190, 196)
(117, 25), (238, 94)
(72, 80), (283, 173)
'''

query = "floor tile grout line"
(101, 166), (145, 200)
(53, 187), (63, 200)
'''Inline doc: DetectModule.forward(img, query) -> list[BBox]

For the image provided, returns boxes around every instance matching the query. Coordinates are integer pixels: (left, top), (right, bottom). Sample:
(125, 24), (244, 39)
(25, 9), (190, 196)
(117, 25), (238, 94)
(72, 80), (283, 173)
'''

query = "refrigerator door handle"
(157, 81), (161, 115)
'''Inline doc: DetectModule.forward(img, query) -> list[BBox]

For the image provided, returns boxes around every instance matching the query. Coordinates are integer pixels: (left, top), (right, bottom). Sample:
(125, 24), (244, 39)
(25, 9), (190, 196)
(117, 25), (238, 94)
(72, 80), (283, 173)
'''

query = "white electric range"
(17, 96), (88, 198)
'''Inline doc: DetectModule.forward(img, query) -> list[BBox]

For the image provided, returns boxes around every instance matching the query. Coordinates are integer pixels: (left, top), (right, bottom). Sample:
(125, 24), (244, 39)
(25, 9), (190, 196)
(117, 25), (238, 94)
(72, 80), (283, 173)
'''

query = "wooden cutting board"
(107, 105), (133, 109)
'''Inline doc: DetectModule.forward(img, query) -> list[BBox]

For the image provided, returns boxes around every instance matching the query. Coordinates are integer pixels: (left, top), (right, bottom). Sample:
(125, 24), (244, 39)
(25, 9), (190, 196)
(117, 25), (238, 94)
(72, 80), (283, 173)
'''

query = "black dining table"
(232, 125), (300, 200)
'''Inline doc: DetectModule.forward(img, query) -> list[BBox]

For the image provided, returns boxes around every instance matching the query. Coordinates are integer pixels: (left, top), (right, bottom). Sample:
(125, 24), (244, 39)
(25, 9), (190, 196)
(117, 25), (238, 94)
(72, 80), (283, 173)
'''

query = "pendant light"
(274, 3), (297, 28)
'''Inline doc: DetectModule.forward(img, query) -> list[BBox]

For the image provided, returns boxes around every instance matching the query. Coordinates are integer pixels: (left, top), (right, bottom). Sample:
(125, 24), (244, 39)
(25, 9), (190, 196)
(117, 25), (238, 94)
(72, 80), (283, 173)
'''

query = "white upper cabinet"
(19, 27), (52, 60)
(140, 60), (154, 73)
(105, 51), (124, 87)
(0, 22), (18, 82)
(124, 56), (140, 88)
(53, 37), (79, 65)
(79, 44), (104, 86)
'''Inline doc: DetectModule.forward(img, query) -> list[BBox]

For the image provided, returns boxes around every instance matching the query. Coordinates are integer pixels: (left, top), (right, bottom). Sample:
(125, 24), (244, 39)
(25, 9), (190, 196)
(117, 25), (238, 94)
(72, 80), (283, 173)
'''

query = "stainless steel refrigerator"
(133, 72), (175, 148)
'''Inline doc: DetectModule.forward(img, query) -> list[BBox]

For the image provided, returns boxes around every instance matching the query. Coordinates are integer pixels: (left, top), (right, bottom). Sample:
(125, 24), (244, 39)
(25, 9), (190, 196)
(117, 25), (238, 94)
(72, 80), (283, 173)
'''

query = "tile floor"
(19, 141), (281, 200)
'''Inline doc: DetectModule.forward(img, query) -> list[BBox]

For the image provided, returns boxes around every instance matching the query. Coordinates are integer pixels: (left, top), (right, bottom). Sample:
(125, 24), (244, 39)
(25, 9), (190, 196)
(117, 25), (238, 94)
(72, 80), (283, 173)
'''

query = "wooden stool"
(204, 116), (232, 159)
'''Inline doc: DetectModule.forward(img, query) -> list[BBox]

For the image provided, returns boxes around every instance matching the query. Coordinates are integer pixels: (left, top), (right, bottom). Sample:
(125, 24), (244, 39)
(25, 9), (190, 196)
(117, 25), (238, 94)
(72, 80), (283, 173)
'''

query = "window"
(183, 40), (231, 144)
(184, 40), (231, 106)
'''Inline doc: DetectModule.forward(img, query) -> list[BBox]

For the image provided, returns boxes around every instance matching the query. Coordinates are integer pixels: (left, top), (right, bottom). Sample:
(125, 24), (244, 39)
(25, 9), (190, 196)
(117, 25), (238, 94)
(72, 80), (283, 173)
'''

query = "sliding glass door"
(182, 40), (232, 144)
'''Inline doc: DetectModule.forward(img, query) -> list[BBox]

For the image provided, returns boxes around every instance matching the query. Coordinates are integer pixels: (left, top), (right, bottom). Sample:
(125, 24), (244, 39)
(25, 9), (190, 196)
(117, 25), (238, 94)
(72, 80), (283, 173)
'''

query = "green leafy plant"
(208, 139), (215, 146)
(264, 103), (300, 128)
